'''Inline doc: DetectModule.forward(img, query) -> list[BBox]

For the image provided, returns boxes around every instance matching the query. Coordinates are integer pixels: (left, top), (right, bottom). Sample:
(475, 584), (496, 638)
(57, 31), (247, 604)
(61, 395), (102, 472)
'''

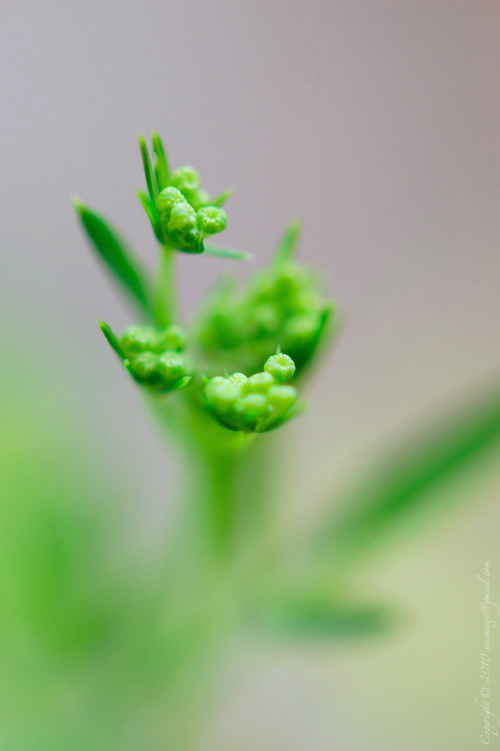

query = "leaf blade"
(152, 130), (170, 192)
(139, 134), (158, 204)
(318, 383), (500, 562)
(273, 218), (302, 265)
(203, 244), (254, 261)
(74, 200), (151, 315)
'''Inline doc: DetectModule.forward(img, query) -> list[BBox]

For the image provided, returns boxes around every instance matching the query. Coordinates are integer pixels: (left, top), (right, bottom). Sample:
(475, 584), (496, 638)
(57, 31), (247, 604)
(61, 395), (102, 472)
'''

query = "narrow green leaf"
(74, 200), (151, 315)
(139, 135), (158, 204)
(137, 190), (164, 243)
(203, 244), (254, 261)
(211, 188), (233, 207)
(273, 218), (302, 265)
(98, 321), (125, 360)
(263, 600), (397, 640)
(256, 576), (397, 639)
(152, 130), (170, 192)
(318, 383), (500, 561)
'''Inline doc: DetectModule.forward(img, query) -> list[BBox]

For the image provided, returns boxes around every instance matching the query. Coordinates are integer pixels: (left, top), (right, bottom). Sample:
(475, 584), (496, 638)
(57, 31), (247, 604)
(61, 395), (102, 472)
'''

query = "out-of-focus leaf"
(203, 244), (253, 261)
(273, 218), (301, 265)
(317, 382), (500, 562)
(211, 188), (233, 207)
(74, 200), (151, 315)
(258, 591), (396, 639)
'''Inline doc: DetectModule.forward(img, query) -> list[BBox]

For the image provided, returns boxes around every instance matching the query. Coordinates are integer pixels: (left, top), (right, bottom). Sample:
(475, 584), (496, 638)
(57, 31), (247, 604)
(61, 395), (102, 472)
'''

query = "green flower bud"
(243, 371), (274, 394)
(228, 372), (247, 387)
(266, 384), (297, 416)
(274, 262), (309, 296)
(189, 188), (211, 210)
(130, 351), (159, 381)
(176, 228), (204, 252)
(294, 289), (324, 315)
(168, 202), (198, 232)
(156, 186), (185, 217)
(283, 314), (319, 346)
(157, 324), (187, 352)
(205, 377), (241, 417)
(170, 166), (201, 194)
(120, 325), (158, 357)
(234, 393), (269, 425)
(155, 352), (189, 387)
(264, 353), (296, 382)
(197, 206), (227, 235)
(250, 304), (281, 336)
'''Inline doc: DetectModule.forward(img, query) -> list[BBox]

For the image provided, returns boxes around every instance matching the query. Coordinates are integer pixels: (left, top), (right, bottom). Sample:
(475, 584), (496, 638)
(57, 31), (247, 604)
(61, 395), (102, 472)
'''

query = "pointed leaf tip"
(274, 218), (302, 265)
(204, 244), (254, 262)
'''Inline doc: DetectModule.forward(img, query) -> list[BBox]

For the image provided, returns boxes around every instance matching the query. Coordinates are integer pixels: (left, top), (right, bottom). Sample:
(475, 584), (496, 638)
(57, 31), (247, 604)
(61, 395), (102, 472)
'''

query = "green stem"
(153, 243), (176, 327)
(203, 445), (240, 560)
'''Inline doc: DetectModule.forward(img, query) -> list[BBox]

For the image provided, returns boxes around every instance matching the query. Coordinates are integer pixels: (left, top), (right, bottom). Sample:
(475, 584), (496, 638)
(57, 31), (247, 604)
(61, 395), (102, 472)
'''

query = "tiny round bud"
(189, 188), (211, 210)
(120, 325), (158, 357)
(243, 371), (275, 394)
(205, 377), (241, 416)
(234, 393), (269, 424)
(156, 186), (185, 216)
(250, 304), (281, 336)
(228, 372), (247, 387)
(267, 384), (297, 415)
(249, 271), (275, 302)
(170, 166), (200, 194)
(155, 352), (189, 386)
(131, 351), (159, 381)
(284, 315), (318, 345)
(264, 353), (296, 382)
(157, 325), (187, 352)
(197, 206), (227, 235)
(274, 262), (309, 296)
(294, 289), (323, 315)
(175, 228), (203, 252)
(168, 202), (197, 232)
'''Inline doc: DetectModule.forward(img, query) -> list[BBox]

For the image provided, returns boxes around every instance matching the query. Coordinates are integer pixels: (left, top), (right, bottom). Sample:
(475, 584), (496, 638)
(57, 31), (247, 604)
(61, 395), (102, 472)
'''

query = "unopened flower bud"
(176, 228), (203, 252)
(168, 202), (198, 232)
(197, 206), (227, 235)
(157, 324), (187, 352)
(155, 352), (189, 387)
(228, 372), (247, 387)
(205, 377), (241, 417)
(284, 315), (319, 346)
(243, 371), (274, 394)
(234, 393), (269, 424)
(266, 384), (297, 415)
(274, 262), (309, 296)
(120, 325), (158, 357)
(264, 353), (296, 382)
(130, 351), (159, 380)
(170, 166), (201, 194)
(156, 186), (185, 217)
(189, 188), (211, 210)
(251, 304), (281, 336)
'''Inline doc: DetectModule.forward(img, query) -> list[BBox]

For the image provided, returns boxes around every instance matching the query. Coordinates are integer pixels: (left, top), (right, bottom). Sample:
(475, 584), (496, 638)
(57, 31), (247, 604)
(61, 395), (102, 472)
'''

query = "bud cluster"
(156, 166), (227, 253)
(203, 354), (298, 433)
(119, 324), (191, 393)
(196, 259), (334, 376)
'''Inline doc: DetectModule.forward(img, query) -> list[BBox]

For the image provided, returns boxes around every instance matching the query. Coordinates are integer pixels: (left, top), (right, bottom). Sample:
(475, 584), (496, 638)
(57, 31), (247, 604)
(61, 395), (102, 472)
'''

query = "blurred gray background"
(1, 1), (499, 749)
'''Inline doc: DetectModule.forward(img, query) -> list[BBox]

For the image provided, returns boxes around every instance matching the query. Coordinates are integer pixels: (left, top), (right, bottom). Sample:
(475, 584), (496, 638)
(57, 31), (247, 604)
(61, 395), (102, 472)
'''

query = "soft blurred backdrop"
(1, 1), (499, 749)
